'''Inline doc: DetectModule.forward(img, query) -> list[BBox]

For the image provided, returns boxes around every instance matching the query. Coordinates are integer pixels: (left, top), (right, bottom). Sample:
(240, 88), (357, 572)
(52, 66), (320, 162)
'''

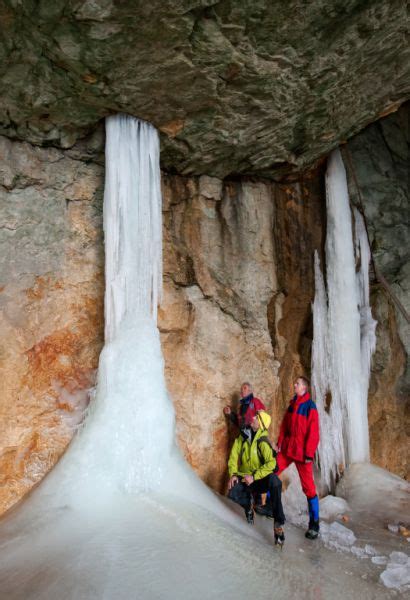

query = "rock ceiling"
(1, 0), (409, 178)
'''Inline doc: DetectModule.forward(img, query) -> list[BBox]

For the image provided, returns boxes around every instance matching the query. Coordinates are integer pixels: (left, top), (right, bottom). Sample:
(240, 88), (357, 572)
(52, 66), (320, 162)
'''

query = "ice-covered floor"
(0, 476), (407, 600)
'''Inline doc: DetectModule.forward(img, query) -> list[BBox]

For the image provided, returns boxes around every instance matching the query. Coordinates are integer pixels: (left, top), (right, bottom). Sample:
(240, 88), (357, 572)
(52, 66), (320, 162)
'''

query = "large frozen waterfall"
(312, 149), (377, 490)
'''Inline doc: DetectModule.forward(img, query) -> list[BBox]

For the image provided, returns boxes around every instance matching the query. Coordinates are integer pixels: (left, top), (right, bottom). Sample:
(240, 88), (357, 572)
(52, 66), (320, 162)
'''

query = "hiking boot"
(305, 520), (320, 540)
(245, 507), (254, 525)
(274, 523), (285, 548)
(255, 504), (274, 519)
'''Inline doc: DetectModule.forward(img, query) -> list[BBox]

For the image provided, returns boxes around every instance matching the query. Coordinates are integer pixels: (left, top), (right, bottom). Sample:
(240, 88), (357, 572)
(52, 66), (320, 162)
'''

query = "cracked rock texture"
(0, 0), (409, 178)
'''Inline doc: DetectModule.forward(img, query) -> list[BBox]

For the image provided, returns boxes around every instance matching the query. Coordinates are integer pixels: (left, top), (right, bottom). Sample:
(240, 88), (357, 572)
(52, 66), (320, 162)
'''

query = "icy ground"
(0, 463), (408, 600)
(282, 463), (410, 594)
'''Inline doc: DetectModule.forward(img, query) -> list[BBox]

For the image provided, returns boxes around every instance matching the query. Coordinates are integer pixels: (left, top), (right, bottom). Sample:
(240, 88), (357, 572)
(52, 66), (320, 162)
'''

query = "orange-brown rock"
(270, 169), (326, 432)
(159, 174), (280, 492)
(0, 136), (104, 514)
(367, 289), (409, 479)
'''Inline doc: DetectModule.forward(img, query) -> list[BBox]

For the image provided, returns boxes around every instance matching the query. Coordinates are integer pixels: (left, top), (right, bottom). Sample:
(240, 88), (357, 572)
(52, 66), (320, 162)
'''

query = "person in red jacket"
(276, 376), (320, 539)
(223, 382), (266, 430)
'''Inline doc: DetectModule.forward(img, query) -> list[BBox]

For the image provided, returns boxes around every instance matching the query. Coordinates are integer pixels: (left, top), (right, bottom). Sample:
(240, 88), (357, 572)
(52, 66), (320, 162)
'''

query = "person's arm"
(304, 404), (319, 460)
(229, 411), (239, 426)
(223, 406), (239, 427)
(252, 441), (276, 481)
(228, 437), (242, 478)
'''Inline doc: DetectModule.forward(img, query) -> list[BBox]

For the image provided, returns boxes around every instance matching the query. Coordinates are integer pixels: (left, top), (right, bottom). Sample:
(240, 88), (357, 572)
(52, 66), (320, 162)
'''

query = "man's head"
(240, 382), (253, 398)
(294, 376), (309, 397)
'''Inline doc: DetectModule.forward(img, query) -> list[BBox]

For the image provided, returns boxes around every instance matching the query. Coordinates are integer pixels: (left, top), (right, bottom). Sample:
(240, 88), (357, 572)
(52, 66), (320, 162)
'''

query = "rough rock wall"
(270, 169), (326, 417)
(0, 134), (105, 513)
(346, 103), (409, 478)
(159, 174), (280, 491)
(1, 1), (409, 178)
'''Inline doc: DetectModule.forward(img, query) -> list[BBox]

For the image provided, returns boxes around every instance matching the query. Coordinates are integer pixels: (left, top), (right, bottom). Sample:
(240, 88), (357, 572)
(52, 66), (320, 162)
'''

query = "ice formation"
(311, 149), (377, 490)
(319, 495), (350, 521)
(28, 114), (218, 506)
(380, 552), (410, 590)
(104, 115), (162, 339)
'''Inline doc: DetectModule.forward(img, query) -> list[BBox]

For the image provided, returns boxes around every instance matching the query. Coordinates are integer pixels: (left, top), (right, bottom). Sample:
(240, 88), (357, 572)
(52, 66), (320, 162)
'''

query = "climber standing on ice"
(276, 377), (320, 539)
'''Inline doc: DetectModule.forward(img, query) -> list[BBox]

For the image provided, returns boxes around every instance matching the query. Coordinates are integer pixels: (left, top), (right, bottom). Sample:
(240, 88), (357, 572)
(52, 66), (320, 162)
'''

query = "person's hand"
(243, 475), (254, 486)
(228, 475), (238, 490)
(223, 406), (231, 415)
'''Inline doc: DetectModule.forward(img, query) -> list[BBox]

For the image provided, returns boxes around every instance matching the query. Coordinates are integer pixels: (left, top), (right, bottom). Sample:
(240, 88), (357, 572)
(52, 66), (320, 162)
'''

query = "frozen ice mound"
(320, 495), (350, 521)
(380, 551), (410, 591)
(336, 463), (410, 525)
(321, 521), (356, 549)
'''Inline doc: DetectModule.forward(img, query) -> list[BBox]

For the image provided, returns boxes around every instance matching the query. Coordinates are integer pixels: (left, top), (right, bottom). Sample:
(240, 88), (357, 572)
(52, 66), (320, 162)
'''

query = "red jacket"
(277, 392), (319, 462)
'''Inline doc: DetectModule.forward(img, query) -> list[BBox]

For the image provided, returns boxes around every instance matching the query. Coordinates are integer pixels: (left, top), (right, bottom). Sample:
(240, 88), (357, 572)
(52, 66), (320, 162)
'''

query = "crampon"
(274, 526), (285, 549)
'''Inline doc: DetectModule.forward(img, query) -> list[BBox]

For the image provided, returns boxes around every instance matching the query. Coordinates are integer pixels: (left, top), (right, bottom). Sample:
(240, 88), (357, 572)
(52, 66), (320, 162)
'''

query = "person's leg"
(251, 475), (285, 525)
(255, 453), (292, 518)
(250, 475), (286, 545)
(228, 481), (254, 523)
(275, 451), (293, 476)
(295, 461), (320, 538)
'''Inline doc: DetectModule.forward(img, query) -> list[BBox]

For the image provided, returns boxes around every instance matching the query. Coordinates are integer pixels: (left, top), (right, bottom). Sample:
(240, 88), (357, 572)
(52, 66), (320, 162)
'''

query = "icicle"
(104, 114), (162, 342)
(312, 149), (377, 489)
(354, 208), (377, 389)
(311, 252), (345, 490)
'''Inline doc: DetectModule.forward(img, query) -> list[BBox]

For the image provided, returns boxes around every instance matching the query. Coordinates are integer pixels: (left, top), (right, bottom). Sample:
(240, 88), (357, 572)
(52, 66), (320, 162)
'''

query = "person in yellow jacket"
(227, 410), (286, 546)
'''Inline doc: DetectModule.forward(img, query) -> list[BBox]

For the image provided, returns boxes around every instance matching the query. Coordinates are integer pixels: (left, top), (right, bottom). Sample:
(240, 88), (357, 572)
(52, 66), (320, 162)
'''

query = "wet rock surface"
(0, 1), (409, 178)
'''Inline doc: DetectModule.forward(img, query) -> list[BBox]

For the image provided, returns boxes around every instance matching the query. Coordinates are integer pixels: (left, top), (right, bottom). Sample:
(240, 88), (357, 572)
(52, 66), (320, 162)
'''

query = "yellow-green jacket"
(228, 411), (276, 480)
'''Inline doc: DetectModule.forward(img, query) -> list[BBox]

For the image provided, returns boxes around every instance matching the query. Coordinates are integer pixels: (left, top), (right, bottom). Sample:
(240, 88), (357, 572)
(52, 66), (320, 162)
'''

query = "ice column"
(104, 114), (162, 341)
(354, 208), (377, 387)
(43, 114), (175, 500)
(311, 252), (345, 490)
(312, 149), (376, 489)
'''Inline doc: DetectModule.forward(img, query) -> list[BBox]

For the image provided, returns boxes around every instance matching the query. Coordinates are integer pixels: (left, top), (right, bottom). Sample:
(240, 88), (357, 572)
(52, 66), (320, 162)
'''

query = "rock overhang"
(0, 0), (409, 179)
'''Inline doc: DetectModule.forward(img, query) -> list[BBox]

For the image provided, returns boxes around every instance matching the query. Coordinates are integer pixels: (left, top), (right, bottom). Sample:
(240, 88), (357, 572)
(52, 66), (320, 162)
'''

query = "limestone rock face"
(159, 174), (280, 490)
(270, 170), (326, 414)
(0, 135), (105, 513)
(0, 1), (409, 178)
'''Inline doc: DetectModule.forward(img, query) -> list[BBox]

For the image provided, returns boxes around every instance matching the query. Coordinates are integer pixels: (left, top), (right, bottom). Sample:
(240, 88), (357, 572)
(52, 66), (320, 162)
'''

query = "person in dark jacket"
(276, 376), (320, 539)
(223, 382), (265, 429)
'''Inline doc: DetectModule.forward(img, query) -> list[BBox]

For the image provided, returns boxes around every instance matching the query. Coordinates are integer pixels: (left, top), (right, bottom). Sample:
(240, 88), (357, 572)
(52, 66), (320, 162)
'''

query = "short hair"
(241, 381), (253, 391)
(297, 376), (310, 388)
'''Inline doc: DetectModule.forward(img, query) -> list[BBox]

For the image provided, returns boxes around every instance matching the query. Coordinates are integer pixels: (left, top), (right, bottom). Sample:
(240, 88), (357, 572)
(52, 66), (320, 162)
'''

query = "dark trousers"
(228, 473), (285, 525)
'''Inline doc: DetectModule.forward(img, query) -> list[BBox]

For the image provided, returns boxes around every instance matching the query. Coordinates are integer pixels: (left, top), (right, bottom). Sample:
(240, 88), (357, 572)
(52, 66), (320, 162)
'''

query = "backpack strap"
(257, 436), (278, 472)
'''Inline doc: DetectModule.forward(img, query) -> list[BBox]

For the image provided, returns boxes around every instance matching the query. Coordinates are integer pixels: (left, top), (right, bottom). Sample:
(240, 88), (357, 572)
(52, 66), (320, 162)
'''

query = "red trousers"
(276, 452), (317, 499)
